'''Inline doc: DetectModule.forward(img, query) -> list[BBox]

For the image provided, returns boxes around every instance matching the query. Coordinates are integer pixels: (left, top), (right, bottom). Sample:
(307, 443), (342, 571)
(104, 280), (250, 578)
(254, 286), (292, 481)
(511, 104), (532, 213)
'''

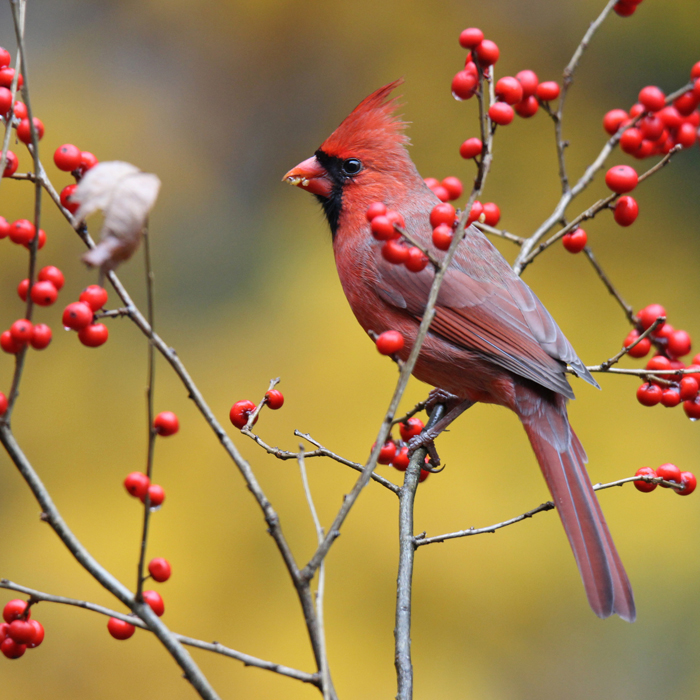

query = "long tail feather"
(517, 387), (636, 622)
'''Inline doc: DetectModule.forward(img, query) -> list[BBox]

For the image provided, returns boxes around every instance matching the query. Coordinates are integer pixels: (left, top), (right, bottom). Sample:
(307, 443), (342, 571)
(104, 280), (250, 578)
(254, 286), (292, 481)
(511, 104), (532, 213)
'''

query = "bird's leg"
(407, 395), (475, 465)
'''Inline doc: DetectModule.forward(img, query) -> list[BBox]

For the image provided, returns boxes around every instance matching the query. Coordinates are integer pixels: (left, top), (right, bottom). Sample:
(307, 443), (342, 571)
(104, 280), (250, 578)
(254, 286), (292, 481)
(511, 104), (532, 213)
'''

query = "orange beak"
(283, 155), (332, 198)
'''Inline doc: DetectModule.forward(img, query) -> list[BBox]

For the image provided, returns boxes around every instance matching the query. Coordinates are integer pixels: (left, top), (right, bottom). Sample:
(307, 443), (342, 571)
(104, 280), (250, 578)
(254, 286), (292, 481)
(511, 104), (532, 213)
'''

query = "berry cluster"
(377, 417), (430, 482)
(621, 304), (700, 416)
(62, 286), (109, 347)
(365, 203), (430, 271)
(0, 216), (46, 249)
(424, 175), (462, 203)
(53, 143), (99, 215)
(124, 466), (166, 507)
(1, 599), (44, 660)
(603, 66), (700, 159)
(633, 463), (696, 495)
(229, 389), (285, 429)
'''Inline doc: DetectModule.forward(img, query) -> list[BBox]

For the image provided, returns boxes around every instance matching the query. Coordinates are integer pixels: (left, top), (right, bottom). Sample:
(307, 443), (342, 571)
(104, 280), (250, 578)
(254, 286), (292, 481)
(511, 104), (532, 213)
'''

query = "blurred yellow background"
(1, 1), (700, 698)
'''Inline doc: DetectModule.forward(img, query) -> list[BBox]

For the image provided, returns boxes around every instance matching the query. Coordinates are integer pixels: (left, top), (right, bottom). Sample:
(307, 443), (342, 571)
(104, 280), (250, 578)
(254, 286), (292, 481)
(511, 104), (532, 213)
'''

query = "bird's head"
(283, 79), (418, 237)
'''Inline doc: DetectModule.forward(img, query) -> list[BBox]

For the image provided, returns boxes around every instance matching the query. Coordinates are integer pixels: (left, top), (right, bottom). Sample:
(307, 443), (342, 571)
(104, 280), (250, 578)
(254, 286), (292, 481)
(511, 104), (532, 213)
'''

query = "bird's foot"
(424, 388), (462, 414)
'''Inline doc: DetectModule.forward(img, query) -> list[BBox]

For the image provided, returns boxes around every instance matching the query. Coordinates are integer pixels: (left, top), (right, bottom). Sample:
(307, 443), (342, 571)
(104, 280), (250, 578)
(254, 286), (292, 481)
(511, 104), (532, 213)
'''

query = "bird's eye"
(341, 158), (363, 176)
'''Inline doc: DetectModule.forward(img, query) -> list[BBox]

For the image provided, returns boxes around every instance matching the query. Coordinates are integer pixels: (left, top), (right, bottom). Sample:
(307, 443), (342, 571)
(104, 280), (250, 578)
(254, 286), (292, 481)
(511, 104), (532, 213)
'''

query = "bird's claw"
(407, 430), (442, 469)
(425, 388), (462, 413)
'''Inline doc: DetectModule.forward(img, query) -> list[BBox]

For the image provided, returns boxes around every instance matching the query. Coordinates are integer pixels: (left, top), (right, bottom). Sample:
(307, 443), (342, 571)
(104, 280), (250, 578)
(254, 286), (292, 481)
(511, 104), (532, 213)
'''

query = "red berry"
(0, 67), (22, 88)
(459, 137), (483, 159)
(16, 117), (44, 144)
(667, 330), (692, 358)
(3, 600), (30, 624)
(637, 304), (666, 331)
(124, 472), (150, 498)
(365, 202), (386, 222)
(562, 228), (587, 253)
(656, 463), (681, 486)
(646, 355), (671, 372)
(637, 383), (662, 406)
(481, 202), (501, 226)
(230, 400), (257, 429)
(392, 446), (410, 471)
(495, 77), (523, 105)
(613, 196), (639, 226)
(9, 219), (35, 245)
(143, 484), (165, 507)
(684, 397), (700, 420)
(53, 144), (82, 172)
(382, 238), (409, 264)
(0, 47), (9, 68)
(429, 203), (456, 229)
(605, 165), (638, 193)
(27, 620), (44, 648)
(441, 176), (463, 201)
(679, 376), (699, 401)
(693, 62), (700, 81)
(638, 86), (665, 113)
(658, 106), (683, 129)
(514, 95), (539, 118)
(0, 392), (7, 415)
(451, 70), (478, 101)
(154, 411), (179, 436)
(107, 617), (135, 640)
(30, 324), (52, 350)
(10, 319), (32, 344)
(676, 122), (697, 149)
(8, 620), (35, 644)
(12, 101), (26, 119)
(2, 151), (17, 177)
(378, 440), (397, 465)
(60, 184), (79, 214)
(38, 265), (65, 291)
(661, 388), (681, 408)
(0, 215), (8, 238)
(1, 637), (26, 659)
(399, 417), (424, 442)
(677, 472), (697, 496)
(603, 109), (629, 135)
(142, 590), (165, 617)
(30, 280), (58, 306)
(459, 27), (484, 49)
(79, 285), (108, 311)
(62, 302), (93, 330)
(464, 201), (482, 225)
(536, 81), (560, 101)
(265, 389), (284, 410)
(624, 330), (651, 358)
(376, 330), (404, 356)
(22, 227), (46, 250)
(0, 87), (11, 116)
(673, 92), (699, 117)
(634, 466), (657, 493)
(430, 185), (448, 203)
(419, 469), (429, 483)
(614, 1), (637, 17)
(516, 70), (539, 98)
(488, 102), (514, 126)
(405, 247), (429, 273)
(1, 330), (23, 354)
(148, 557), (172, 582)
(78, 323), (109, 348)
(370, 215), (397, 241)
(639, 115), (664, 141)
(423, 178), (439, 189)
(385, 211), (405, 230)
(79, 151), (98, 172)
(432, 224), (453, 251)
(474, 39), (499, 66)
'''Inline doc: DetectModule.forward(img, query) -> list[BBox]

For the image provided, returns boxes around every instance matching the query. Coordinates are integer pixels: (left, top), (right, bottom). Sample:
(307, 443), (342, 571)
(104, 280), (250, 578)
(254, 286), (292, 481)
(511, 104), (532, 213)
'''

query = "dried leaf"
(74, 161), (161, 272)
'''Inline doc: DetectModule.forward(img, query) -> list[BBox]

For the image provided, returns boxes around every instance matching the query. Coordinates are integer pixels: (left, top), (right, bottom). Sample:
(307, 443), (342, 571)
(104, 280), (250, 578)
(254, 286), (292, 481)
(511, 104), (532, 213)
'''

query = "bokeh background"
(1, 1), (699, 698)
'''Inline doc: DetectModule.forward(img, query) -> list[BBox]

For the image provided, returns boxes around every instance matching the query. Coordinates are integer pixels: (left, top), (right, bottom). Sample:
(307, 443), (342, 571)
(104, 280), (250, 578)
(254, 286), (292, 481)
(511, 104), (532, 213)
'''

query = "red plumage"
(284, 80), (635, 622)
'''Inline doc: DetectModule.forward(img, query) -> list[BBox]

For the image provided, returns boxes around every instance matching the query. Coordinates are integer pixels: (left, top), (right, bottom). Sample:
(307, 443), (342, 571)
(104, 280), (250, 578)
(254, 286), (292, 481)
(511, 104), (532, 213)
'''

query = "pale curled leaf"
(74, 161), (161, 272)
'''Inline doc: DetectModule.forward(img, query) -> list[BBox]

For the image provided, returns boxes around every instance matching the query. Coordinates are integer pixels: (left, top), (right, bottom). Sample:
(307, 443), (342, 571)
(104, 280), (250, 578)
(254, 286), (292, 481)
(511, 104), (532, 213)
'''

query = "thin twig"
(473, 221), (524, 245)
(597, 316), (664, 371)
(0, 16), (21, 193)
(582, 247), (636, 324)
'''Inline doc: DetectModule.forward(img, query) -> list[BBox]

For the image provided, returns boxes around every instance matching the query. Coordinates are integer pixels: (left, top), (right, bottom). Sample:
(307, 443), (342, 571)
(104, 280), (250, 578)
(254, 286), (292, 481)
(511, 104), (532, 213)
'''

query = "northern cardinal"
(284, 80), (635, 621)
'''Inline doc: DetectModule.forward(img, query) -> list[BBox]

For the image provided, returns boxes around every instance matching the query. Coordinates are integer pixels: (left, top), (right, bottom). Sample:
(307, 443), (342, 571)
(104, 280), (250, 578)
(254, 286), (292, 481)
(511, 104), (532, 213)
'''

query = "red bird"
(284, 80), (635, 622)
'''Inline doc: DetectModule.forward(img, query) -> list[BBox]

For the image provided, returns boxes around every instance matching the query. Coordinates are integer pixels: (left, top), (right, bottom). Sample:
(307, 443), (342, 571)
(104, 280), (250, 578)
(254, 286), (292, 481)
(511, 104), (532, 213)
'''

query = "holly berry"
(613, 196), (639, 226)
(8, 620), (35, 645)
(656, 463), (681, 486)
(0, 216), (8, 238)
(381, 239), (409, 264)
(495, 77), (523, 105)
(376, 330), (404, 356)
(634, 467), (657, 493)
(661, 388), (681, 408)
(667, 330), (692, 358)
(624, 330), (651, 358)
(658, 106), (683, 129)
(536, 81), (560, 101)
(399, 417), (424, 442)
(30, 281), (58, 306)
(79, 151), (98, 173)
(515, 70), (539, 97)
(467, 201), (484, 225)
(0, 47), (8, 68)
(605, 165), (638, 193)
(124, 472), (150, 498)
(229, 400), (257, 429)
(614, 1), (637, 17)
(79, 285), (108, 311)
(646, 355), (671, 372)
(405, 247), (429, 273)
(0, 331), (23, 354)
(78, 323), (108, 347)
(27, 620), (44, 648)
(637, 304), (666, 331)
(429, 203), (456, 228)
(385, 211), (405, 230)
(679, 376), (699, 401)
(143, 484), (165, 507)
(53, 144), (82, 172)
(392, 446), (410, 471)
(603, 109), (628, 134)
(474, 39), (499, 66)
(514, 95), (539, 118)
(1, 637), (26, 659)
(0, 87), (11, 116)
(459, 138), (483, 160)
(419, 469), (430, 483)
(488, 102), (514, 126)
(107, 617), (135, 640)
(60, 184), (79, 214)
(9, 219), (35, 245)
(3, 600), (29, 624)
(0, 67), (22, 88)
(378, 440), (397, 465)
(16, 117), (44, 144)
(10, 319), (32, 344)
(12, 102), (26, 119)
(142, 590), (165, 617)
(265, 389), (284, 409)
(30, 324), (52, 350)
(441, 176), (463, 201)
(153, 411), (179, 436)
(432, 224), (453, 251)
(677, 472), (697, 496)
(38, 265), (65, 290)
(458, 27), (484, 49)
(0, 392), (7, 416)
(22, 228), (46, 250)
(676, 122), (697, 149)
(636, 383), (662, 406)
(148, 558), (172, 583)
(430, 185), (450, 203)
(370, 215), (397, 241)
(562, 228), (587, 253)
(2, 151), (18, 177)
(365, 202), (387, 222)
(482, 202), (501, 226)
(62, 302), (93, 330)
(451, 70), (478, 100)
(639, 115), (664, 141)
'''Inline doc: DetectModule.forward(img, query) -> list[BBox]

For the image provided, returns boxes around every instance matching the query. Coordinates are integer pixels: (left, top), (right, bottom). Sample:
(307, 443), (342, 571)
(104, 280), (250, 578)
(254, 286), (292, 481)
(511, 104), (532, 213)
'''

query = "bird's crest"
(319, 79), (409, 159)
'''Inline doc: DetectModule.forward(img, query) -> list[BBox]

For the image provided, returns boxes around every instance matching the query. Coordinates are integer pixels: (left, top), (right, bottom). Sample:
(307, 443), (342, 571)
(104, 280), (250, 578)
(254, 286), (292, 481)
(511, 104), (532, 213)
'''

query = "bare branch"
(582, 247), (636, 324)
(597, 316), (664, 371)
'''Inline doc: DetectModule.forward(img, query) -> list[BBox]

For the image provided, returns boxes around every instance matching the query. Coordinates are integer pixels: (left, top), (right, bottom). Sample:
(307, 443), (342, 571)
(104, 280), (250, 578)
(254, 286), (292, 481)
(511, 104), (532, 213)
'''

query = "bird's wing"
(375, 224), (597, 398)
